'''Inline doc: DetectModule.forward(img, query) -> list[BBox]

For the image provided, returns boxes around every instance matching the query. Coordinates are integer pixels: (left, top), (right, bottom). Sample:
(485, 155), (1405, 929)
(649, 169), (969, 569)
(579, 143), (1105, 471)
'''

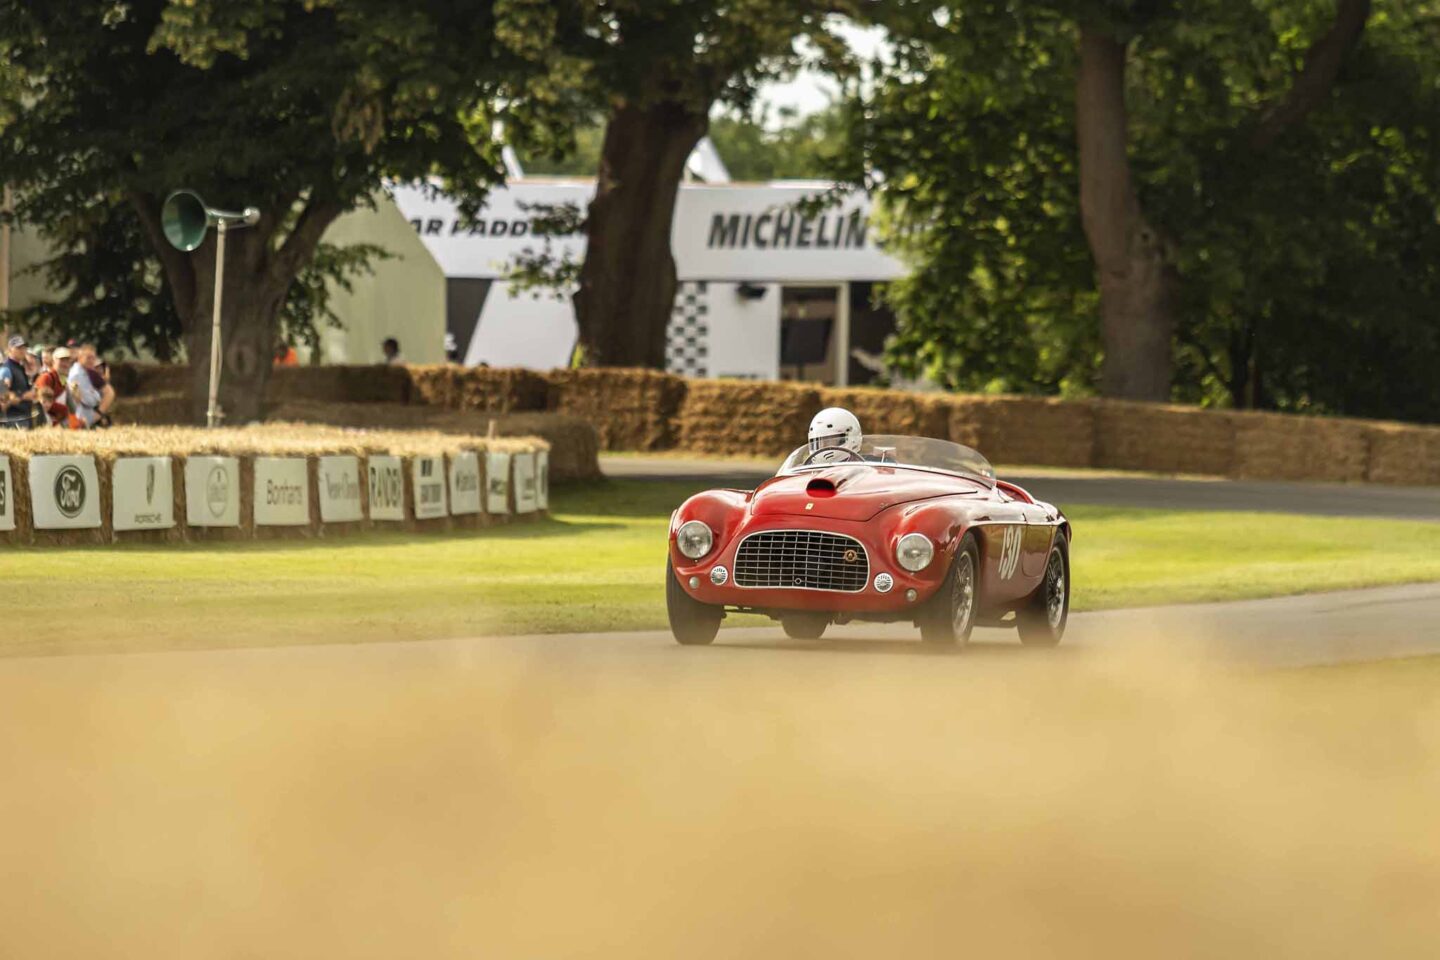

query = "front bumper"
(671, 516), (948, 613)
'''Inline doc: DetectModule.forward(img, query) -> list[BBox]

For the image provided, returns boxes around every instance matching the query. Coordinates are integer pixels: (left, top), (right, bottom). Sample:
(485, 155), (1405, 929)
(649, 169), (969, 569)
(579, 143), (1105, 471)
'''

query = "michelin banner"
(368, 455), (404, 521)
(254, 458), (310, 526)
(112, 457), (174, 531)
(485, 451), (510, 515)
(29, 455), (102, 530)
(413, 455), (448, 519)
(514, 452), (538, 514)
(0, 454), (13, 532)
(185, 456), (240, 527)
(449, 451), (481, 516)
(318, 456), (363, 523)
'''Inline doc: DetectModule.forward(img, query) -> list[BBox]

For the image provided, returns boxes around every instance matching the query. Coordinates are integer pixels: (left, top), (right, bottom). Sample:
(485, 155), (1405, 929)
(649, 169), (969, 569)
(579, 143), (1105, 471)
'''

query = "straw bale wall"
(1230, 412), (1371, 483)
(0, 425), (548, 547)
(1092, 400), (1236, 475)
(407, 364), (550, 412)
(547, 368), (687, 451)
(818, 388), (950, 441)
(677, 380), (822, 457)
(945, 396), (1095, 469)
(1365, 424), (1440, 486)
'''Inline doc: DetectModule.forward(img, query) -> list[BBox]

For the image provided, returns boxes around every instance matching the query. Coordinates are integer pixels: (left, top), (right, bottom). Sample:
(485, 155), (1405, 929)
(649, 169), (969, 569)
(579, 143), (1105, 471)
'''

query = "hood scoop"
(805, 478), (838, 498)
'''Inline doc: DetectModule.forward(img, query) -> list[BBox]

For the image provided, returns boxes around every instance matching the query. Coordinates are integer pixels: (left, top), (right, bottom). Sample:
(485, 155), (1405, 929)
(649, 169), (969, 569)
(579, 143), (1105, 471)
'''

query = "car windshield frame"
(777, 434), (996, 488)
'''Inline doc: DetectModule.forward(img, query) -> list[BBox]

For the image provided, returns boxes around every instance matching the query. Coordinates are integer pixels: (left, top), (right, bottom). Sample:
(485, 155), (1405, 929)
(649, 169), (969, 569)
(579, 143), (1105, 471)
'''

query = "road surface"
(601, 454), (1440, 521)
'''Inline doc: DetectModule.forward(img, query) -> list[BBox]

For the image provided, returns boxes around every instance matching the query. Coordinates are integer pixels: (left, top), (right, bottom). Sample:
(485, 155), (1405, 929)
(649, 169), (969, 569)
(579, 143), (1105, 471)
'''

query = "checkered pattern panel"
(665, 281), (709, 378)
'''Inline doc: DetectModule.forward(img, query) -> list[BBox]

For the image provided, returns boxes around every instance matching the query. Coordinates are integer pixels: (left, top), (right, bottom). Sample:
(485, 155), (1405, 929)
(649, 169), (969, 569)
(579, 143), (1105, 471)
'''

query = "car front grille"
(733, 530), (870, 592)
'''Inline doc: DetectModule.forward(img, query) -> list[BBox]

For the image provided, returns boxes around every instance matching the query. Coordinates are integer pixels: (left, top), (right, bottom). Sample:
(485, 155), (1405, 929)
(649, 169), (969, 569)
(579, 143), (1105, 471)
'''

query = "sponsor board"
(413, 455), (448, 519)
(254, 458), (310, 526)
(514, 452), (538, 514)
(28, 455), (102, 530)
(485, 451), (511, 515)
(368, 455), (405, 522)
(112, 457), (175, 531)
(318, 456), (364, 523)
(536, 450), (549, 511)
(0, 454), (13, 532)
(449, 451), (481, 516)
(185, 456), (240, 527)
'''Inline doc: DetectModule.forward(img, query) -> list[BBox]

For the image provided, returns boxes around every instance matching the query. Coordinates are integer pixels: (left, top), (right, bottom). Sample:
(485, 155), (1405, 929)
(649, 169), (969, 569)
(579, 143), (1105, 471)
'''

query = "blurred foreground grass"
(1, 478), (1438, 657)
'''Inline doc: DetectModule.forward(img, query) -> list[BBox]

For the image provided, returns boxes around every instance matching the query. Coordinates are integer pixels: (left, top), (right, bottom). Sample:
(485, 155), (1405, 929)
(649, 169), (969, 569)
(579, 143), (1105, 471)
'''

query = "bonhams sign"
(254, 458), (309, 527)
(449, 451), (481, 516)
(112, 457), (175, 531)
(318, 456), (363, 523)
(413, 455), (448, 520)
(29, 455), (102, 530)
(368, 455), (404, 522)
(185, 456), (240, 527)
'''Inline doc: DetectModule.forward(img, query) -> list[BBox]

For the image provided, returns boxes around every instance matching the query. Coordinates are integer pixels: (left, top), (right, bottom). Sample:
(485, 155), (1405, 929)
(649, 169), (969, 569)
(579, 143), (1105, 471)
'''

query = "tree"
(0, 0), (540, 421)
(515, 0), (855, 368)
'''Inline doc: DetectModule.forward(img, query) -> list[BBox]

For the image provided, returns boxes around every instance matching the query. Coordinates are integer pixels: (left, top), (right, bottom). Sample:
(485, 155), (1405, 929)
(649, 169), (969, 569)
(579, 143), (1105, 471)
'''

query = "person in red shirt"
(34, 347), (82, 428)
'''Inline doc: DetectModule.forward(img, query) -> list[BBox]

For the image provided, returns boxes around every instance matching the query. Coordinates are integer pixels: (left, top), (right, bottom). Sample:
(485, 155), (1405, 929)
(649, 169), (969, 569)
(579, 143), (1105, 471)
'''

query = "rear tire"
(1017, 537), (1068, 647)
(781, 613), (828, 640)
(919, 532), (980, 646)
(666, 556), (722, 645)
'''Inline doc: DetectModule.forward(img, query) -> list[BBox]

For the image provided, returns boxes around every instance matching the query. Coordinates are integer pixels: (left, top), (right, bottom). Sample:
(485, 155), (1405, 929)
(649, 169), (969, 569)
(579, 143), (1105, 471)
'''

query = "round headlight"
(676, 520), (714, 559)
(896, 533), (934, 572)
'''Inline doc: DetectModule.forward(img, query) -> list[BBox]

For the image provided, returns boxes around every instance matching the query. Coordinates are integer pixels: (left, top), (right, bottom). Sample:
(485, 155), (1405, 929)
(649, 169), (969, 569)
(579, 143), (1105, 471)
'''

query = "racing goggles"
(809, 431), (848, 453)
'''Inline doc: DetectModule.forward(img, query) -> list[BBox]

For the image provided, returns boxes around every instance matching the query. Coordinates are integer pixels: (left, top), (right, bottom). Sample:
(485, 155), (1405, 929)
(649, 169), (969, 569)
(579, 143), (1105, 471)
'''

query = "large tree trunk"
(574, 100), (708, 367)
(1075, 29), (1177, 402)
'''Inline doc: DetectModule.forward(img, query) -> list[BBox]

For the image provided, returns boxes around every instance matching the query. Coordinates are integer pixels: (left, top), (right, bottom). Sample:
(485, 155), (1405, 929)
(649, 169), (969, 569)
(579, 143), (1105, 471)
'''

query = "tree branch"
(128, 188), (198, 326)
(267, 196), (344, 298)
(1249, 0), (1372, 151)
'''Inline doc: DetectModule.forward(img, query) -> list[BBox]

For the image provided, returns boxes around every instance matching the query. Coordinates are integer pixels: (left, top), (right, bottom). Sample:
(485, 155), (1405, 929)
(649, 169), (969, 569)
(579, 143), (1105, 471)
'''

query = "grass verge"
(1, 478), (1438, 657)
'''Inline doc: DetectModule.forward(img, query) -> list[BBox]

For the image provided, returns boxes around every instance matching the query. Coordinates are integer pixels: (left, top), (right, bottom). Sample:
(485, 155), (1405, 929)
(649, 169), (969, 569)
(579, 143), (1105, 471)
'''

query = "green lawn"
(1, 478), (1438, 657)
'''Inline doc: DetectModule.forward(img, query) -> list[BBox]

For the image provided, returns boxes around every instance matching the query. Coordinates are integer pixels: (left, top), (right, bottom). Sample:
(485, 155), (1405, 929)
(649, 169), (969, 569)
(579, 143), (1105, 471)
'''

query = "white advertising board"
(254, 458), (310, 527)
(393, 181), (904, 283)
(449, 451), (481, 516)
(185, 456), (240, 527)
(514, 452), (538, 514)
(112, 457), (174, 531)
(412, 455), (448, 519)
(536, 450), (549, 511)
(28, 455), (102, 530)
(0, 454), (14, 532)
(485, 451), (510, 515)
(368, 455), (404, 522)
(318, 456), (364, 523)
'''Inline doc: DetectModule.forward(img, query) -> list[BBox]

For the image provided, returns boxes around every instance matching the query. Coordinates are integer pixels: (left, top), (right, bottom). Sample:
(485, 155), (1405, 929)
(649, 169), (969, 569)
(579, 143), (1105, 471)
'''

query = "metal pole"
(206, 220), (227, 428)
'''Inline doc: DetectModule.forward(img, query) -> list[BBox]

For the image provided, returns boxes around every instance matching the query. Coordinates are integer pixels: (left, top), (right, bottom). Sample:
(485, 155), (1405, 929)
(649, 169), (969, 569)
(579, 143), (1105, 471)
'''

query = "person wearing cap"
(1, 334), (37, 426)
(36, 347), (80, 428)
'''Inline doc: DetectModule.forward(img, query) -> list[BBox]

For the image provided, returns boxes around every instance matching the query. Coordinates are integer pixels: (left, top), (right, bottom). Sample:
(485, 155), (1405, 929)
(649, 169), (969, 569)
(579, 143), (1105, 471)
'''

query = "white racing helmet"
(808, 407), (863, 455)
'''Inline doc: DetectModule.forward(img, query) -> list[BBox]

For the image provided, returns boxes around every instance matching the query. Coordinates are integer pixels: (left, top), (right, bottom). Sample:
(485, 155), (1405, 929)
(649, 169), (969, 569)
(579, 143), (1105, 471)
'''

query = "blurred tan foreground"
(1, 628), (1437, 959)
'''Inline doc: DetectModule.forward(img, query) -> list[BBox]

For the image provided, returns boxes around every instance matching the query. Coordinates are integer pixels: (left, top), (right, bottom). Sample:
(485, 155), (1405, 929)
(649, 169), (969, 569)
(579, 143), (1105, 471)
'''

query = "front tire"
(781, 613), (828, 640)
(1017, 537), (1069, 647)
(919, 532), (980, 646)
(666, 556), (722, 645)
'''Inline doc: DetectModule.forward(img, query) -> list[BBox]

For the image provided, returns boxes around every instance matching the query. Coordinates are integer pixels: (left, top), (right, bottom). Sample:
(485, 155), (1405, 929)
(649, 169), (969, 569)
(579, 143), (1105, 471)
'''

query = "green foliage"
(708, 103), (851, 182)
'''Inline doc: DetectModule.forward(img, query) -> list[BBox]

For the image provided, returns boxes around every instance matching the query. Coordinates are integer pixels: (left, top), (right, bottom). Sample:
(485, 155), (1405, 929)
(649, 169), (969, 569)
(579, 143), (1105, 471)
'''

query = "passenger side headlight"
(676, 520), (714, 559)
(896, 533), (934, 572)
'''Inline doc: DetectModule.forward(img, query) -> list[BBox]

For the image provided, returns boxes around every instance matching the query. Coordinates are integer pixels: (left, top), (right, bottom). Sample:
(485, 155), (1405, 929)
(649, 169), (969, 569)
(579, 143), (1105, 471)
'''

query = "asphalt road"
(601, 454), (1440, 521)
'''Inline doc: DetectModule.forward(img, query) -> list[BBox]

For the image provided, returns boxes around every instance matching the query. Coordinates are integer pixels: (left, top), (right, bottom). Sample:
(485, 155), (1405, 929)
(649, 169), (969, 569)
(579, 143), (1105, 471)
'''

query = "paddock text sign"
(29, 455), (102, 530)
(112, 457), (175, 531)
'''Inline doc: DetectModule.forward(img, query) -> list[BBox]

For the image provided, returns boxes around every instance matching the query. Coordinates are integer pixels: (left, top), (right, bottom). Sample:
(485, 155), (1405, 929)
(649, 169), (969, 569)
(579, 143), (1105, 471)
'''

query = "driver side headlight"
(676, 520), (714, 560)
(896, 533), (934, 572)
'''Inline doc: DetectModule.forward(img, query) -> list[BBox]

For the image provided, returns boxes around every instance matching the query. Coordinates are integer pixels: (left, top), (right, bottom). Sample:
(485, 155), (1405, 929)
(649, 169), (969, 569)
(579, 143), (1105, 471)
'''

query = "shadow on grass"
(703, 635), (1075, 658)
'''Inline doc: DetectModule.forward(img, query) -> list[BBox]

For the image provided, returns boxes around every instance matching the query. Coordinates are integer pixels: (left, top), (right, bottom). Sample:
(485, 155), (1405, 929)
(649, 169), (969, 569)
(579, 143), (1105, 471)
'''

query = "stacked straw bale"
(1092, 400), (1236, 475)
(1365, 423), (1440, 486)
(945, 396), (1095, 468)
(678, 380), (821, 457)
(547, 368), (687, 451)
(1230, 412), (1370, 483)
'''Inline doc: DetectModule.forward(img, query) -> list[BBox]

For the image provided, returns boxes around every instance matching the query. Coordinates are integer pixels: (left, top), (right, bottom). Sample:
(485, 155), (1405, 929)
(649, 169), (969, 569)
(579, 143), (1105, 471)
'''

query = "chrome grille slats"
(733, 530), (869, 592)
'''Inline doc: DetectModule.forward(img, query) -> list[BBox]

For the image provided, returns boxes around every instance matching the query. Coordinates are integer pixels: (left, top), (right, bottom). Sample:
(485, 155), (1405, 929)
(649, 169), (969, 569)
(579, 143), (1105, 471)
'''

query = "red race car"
(666, 433), (1071, 648)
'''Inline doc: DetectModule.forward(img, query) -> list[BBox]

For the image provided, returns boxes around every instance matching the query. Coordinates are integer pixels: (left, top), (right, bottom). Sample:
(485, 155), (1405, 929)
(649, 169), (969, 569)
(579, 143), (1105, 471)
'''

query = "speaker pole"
(207, 219), (228, 429)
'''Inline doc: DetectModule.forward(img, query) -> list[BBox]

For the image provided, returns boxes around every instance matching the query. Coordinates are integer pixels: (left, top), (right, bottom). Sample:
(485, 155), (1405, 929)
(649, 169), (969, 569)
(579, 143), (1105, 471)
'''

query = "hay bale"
(265, 364), (413, 405)
(944, 395), (1095, 468)
(114, 391), (191, 427)
(108, 362), (190, 397)
(408, 365), (550, 413)
(678, 380), (821, 457)
(1092, 400), (1235, 476)
(817, 387), (950, 440)
(1365, 424), (1440, 486)
(547, 368), (687, 451)
(1231, 411), (1370, 483)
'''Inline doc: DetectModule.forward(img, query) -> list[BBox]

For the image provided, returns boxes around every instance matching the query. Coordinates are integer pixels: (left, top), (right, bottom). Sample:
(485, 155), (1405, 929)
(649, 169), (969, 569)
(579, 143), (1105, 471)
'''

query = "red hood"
(750, 466), (984, 522)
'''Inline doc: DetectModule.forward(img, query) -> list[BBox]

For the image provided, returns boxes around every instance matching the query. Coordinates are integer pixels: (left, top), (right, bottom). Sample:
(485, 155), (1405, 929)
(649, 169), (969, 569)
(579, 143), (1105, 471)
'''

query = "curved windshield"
(778, 434), (995, 486)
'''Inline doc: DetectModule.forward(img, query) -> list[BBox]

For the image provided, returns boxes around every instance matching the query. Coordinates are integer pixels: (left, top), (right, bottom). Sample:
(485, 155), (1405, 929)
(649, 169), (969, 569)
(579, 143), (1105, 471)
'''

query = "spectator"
(36, 347), (87, 429)
(381, 337), (404, 365)
(274, 340), (299, 367)
(67, 344), (115, 428)
(444, 331), (459, 363)
(1, 334), (37, 426)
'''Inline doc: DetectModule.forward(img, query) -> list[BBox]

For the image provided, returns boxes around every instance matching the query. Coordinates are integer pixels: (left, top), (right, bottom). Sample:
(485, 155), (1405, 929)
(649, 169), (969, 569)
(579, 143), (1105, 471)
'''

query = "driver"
(807, 407), (863, 464)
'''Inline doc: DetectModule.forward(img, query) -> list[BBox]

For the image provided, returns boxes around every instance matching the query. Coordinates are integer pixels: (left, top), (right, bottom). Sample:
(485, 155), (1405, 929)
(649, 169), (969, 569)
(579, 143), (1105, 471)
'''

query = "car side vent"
(806, 478), (837, 498)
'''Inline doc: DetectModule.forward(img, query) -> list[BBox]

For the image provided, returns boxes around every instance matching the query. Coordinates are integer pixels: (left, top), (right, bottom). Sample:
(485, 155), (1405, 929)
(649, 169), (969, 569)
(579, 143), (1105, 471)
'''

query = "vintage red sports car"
(666, 435), (1071, 647)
